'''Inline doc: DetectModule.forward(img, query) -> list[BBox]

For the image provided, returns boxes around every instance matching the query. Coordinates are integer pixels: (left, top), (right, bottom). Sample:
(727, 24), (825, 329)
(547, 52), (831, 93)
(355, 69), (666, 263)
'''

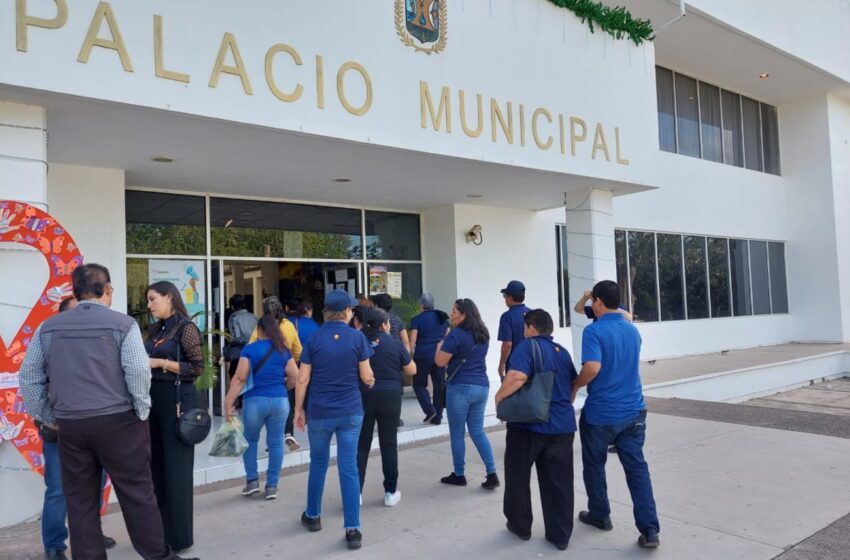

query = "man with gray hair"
(20, 263), (196, 560)
(409, 293), (450, 425)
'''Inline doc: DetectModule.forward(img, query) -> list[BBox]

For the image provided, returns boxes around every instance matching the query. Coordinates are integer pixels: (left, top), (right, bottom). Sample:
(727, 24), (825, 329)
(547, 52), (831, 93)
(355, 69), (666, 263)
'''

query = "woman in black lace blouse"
(144, 281), (204, 553)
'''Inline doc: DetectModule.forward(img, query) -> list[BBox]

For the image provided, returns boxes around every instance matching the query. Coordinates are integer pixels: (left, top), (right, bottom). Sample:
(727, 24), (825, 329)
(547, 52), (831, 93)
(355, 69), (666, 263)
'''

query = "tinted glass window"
(555, 225), (570, 327)
(761, 104), (781, 175)
(210, 198), (362, 259)
(699, 83), (722, 163)
(367, 263), (422, 310)
(769, 242), (789, 313)
(721, 91), (744, 167)
(742, 96), (763, 172)
(125, 191), (206, 255)
(684, 236), (709, 319)
(657, 234), (684, 321)
(656, 67), (676, 153)
(615, 230), (630, 312)
(708, 237), (731, 318)
(365, 211), (421, 260)
(749, 241), (771, 315)
(628, 231), (658, 323)
(675, 74), (701, 157)
(730, 239), (752, 316)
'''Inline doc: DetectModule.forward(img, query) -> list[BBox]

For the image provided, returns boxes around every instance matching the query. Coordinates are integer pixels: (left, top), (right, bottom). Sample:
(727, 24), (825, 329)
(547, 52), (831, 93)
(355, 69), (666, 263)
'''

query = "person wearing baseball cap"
(498, 281), (530, 381)
(294, 288), (376, 550)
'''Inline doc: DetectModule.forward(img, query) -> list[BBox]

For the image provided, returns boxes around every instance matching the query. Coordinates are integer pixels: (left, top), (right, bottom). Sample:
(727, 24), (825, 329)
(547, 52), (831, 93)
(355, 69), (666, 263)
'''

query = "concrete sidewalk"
(86, 413), (850, 558)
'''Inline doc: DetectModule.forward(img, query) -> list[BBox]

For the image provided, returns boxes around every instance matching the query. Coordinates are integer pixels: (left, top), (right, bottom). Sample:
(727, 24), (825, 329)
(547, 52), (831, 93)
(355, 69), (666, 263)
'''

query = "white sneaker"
(384, 491), (401, 507)
(285, 434), (300, 451)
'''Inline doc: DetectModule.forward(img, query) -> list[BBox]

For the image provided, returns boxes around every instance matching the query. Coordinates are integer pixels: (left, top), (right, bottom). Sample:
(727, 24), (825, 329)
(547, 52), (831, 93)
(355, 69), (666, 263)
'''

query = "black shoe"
(103, 535), (117, 550)
(578, 510), (613, 531)
(301, 511), (322, 532)
(607, 444), (618, 454)
(481, 473), (500, 490)
(638, 528), (660, 548)
(545, 535), (568, 550)
(398, 418), (405, 427)
(505, 521), (531, 541)
(346, 528), (362, 550)
(423, 412), (437, 423)
(440, 472), (467, 486)
(429, 416), (442, 425)
(45, 550), (68, 560)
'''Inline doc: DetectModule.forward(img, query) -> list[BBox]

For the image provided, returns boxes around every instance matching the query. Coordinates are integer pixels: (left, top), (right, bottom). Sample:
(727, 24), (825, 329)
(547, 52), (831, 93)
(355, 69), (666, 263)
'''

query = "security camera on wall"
(465, 225), (483, 245)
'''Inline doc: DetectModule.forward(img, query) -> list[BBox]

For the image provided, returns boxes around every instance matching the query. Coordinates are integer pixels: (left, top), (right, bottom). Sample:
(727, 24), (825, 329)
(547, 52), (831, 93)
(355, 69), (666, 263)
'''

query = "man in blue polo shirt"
(498, 280), (530, 381)
(572, 280), (660, 549)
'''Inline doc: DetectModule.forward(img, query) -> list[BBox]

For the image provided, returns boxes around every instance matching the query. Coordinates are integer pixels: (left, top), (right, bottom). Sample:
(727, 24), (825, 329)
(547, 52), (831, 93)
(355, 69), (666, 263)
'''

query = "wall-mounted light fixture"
(465, 224), (483, 245)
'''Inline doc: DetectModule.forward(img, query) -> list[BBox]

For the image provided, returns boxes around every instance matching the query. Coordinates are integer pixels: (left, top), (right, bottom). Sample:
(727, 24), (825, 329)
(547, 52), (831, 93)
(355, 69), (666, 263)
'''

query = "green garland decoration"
(546, 0), (654, 45)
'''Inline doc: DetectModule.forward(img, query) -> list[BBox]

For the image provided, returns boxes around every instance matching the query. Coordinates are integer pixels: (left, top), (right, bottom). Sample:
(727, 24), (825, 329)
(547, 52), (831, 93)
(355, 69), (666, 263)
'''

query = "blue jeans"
(42, 441), (69, 551)
(305, 414), (363, 529)
(445, 384), (496, 476)
(579, 410), (660, 533)
(242, 396), (289, 488)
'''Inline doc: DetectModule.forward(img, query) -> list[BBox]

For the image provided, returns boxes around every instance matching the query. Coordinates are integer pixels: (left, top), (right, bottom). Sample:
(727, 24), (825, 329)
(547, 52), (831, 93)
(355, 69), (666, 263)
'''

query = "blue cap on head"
(500, 280), (526, 296)
(325, 288), (358, 312)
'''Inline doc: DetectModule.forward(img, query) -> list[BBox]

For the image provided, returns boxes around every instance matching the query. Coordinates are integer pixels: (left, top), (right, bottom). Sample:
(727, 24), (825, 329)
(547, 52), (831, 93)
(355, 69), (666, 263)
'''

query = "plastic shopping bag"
(208, 417), (249, 457)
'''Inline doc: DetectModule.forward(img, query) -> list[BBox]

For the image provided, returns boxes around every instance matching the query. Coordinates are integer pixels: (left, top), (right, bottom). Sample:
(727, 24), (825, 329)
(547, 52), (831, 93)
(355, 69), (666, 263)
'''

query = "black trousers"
(149, 381), (196, 551)
(412, 357), (446, 417)
(57, 411), (176, 560)
(503, 426), (575, 546)
(357, 390), (402, 493)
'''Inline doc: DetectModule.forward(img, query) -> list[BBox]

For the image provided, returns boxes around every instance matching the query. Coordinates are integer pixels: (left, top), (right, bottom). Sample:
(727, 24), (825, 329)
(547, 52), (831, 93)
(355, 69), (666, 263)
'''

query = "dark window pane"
(769, 242), (789, 313)
(742, 96), (763, 172)
(615, 230), (630, 312)
(684, 236), (709, 319)
(365, 211), (421, 260)
(699, 83), (722, 162)
(367, 263), (422, 319)
(657, 234), (685, 321)
(721, 90), (744, 167)
(125, 191), (206, 255)
(210, 198), (362, 259)
(708, 238), (731, 317)
(730, 239), (752, 316)
(555, 225), (570, 327)
(628, 231), (658, 322)
(750, 241), (771, 315)
(675, 74), (701, 157)
(761, 104), (781, 175)
(656, 67), (676, 153)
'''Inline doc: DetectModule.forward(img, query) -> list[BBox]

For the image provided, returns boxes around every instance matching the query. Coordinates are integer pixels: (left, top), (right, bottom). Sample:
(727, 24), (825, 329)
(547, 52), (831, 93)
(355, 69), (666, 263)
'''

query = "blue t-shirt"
(498, 303), (530, 368)
(364, 332), (411, 393)
(410, 310), (449, 360)
(581, 313), (645, 425)
(441, 327), (489, 387)
(288, 315), (321, 348)
(240, 339), (291, 399)
(507, 336), (577, 434)
(300, 321), (374, 420)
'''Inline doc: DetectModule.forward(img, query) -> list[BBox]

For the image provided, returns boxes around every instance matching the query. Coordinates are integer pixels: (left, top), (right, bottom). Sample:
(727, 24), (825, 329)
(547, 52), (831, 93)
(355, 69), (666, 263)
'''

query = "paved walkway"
(5, 403), (849, 560)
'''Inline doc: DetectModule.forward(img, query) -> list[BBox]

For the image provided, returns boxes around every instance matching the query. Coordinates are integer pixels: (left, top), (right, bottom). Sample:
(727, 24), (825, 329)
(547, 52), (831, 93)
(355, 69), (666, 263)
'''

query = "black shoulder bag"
(174, 322), (212, 446)
(435, 356), (467, 411)
(496, 338), (556, 423)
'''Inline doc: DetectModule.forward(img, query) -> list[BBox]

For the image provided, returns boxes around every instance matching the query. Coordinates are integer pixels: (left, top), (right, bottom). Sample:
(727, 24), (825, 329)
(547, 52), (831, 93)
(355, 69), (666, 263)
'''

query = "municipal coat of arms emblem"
(395, 0), (447, 54)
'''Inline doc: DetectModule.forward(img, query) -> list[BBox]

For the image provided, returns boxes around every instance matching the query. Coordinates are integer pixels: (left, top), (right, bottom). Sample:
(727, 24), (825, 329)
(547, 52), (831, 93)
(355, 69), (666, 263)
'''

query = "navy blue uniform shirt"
(300, 321), (373, 420)
(498, 303), (530, 369)
(364, 332), (411, 393)
(442, 327), (489, 387)
(410, 310), (449, 360)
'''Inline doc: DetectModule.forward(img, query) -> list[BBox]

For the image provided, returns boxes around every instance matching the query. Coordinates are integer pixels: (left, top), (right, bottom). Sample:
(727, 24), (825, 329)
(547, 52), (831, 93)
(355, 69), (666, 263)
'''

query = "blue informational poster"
(149, 260), (206, 331)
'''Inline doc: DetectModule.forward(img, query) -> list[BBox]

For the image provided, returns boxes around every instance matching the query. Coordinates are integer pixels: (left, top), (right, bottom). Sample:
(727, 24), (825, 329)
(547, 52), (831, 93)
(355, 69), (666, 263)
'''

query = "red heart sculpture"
(0, 200), (83, 475)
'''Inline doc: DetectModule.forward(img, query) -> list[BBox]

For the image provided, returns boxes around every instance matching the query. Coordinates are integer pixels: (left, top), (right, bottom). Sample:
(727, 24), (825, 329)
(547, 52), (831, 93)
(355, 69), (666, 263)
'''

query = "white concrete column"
(565, 188), (617, 361)
(0, 101), (48, 205)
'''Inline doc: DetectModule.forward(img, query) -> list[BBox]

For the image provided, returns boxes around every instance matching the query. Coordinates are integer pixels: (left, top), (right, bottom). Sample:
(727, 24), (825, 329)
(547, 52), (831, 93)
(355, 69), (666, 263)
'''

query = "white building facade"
(1, 0), (849, 527)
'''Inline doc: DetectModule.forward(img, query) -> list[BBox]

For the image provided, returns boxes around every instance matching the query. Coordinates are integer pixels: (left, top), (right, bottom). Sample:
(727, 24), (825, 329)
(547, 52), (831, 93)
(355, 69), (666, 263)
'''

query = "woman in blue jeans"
(435, 298), (499, 490)
(294, 289), (376, 550)
(225, 314), (298, 500)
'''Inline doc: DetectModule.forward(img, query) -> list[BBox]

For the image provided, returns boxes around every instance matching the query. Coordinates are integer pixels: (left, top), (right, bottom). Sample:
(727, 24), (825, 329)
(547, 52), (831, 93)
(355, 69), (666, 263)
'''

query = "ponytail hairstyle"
(454, 298), (489, 344)
(257, 313), (287, 353)
(362, 308), (389, 341)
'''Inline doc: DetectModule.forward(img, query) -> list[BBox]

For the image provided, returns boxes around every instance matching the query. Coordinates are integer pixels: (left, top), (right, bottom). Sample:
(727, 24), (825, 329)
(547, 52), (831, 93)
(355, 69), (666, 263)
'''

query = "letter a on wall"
(0, 201), (83, 475)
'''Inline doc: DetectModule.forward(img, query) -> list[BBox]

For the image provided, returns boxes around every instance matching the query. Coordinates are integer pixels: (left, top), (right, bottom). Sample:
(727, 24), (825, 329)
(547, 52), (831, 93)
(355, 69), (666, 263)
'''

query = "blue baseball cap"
(500, 280), (526, 296)
(325, 288), (358, 311)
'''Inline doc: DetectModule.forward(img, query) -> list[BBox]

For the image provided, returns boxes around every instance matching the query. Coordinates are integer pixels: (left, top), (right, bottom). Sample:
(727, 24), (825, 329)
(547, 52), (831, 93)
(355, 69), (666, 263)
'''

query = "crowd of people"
(19, 263), (660, 558)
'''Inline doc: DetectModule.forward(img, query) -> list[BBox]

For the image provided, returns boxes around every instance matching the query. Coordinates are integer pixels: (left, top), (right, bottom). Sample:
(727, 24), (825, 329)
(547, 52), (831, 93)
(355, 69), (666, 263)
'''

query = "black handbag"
(496, 339), (555, 423)
(436, 357), (466, 408)
(173, 323), (212, 446)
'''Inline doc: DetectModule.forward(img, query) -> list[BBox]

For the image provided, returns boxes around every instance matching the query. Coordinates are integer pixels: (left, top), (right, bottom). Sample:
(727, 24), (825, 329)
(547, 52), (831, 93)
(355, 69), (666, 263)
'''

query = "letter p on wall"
(16, 0), (68, 52)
